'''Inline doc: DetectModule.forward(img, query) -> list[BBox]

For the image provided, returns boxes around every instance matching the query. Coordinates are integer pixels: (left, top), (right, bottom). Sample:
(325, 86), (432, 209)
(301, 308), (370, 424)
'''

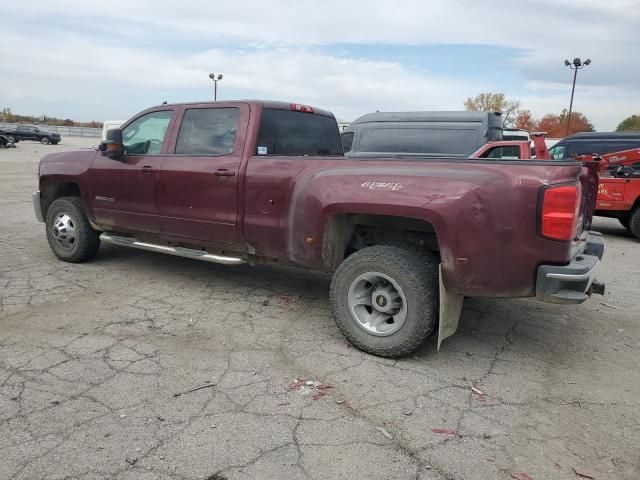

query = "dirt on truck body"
(34, 100), (605, 357)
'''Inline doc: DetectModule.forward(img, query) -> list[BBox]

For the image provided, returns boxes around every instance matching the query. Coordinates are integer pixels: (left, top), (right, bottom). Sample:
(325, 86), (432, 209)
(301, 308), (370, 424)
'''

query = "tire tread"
(45, 196), (100, 263)
(330, 243), (438, 358)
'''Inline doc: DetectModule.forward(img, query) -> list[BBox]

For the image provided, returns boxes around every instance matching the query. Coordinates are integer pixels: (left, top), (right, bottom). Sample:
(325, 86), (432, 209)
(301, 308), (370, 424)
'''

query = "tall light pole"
(208, 73), (223, 101)
(564, 57), (590, 136)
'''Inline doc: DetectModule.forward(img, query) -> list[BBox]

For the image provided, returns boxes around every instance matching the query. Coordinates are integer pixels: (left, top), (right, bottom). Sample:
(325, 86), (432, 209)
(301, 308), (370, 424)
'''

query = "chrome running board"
(100, 233), (246, 265)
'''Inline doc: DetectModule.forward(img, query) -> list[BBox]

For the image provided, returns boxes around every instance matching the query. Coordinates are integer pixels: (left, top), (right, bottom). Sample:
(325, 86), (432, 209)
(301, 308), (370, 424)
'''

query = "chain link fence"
(0, 123), (101, 138)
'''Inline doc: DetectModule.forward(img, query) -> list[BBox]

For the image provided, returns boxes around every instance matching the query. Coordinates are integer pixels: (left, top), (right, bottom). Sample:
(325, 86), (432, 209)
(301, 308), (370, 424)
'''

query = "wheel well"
(41, 180), (82, 218)
(322, 213), (439, 270)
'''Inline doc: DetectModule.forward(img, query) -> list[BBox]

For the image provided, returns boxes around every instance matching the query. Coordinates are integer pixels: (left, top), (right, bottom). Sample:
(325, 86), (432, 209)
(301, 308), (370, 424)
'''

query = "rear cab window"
(256, 109), (342, 156)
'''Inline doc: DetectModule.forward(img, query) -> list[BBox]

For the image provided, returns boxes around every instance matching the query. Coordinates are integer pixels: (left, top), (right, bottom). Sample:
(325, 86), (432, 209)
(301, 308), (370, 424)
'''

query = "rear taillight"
(539, 184), (580, 241)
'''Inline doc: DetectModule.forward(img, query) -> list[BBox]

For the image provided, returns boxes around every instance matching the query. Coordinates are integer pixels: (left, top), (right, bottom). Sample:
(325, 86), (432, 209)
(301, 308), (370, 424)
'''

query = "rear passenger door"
(157, 104), (248, 245)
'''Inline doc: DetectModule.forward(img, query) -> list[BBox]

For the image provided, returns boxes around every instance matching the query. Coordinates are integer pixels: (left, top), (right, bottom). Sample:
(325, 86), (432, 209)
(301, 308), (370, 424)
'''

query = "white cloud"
(1, 0), (638, 129)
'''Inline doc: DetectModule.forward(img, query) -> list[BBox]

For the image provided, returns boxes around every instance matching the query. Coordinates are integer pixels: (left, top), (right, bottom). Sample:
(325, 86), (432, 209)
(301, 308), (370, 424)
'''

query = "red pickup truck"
(33, 100), (605, 357)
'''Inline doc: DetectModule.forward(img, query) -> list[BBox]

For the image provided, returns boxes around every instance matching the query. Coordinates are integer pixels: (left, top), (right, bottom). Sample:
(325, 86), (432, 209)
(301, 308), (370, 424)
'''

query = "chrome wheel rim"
(347, 271), (407, 336)
(51, 213), (76, 249)
(41, 137), (50, 144)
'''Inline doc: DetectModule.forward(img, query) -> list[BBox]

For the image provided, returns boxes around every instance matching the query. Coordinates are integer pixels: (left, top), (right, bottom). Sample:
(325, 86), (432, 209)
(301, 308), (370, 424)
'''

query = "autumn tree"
(464, 93), (521, 127)
(616, 114), (640, 132)
(514, 110), (536, 132)
(536, 109), (594, 137)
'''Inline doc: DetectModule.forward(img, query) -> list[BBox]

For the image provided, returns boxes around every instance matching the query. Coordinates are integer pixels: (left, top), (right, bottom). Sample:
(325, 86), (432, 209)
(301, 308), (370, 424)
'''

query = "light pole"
(208, 73), (223, 101)
(564, 57), (590, 136)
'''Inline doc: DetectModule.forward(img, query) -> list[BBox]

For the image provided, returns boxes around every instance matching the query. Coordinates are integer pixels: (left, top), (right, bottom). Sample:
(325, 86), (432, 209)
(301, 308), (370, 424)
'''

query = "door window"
(122, 110), (172, 155)
(479, 145), (521, 159)
(175, 108), (240, 155)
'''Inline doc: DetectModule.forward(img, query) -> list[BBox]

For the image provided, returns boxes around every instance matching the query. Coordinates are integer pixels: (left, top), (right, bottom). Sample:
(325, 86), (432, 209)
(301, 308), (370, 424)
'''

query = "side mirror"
(100, 128), (124, 160)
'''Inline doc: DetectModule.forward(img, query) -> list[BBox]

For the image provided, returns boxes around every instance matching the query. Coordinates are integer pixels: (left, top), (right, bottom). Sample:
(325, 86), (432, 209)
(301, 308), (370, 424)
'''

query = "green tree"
(616, 114), (640, 132)
(464, 92), (521, 127)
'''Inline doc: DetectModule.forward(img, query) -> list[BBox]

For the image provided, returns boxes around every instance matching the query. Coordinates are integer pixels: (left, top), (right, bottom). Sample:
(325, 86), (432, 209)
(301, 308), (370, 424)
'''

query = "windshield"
(549, 144), (566, 160)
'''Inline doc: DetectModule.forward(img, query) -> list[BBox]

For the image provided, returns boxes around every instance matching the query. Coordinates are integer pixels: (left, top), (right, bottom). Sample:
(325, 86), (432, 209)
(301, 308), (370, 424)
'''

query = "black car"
(0, 125), (61, 145)
(549, 132), (640, 161)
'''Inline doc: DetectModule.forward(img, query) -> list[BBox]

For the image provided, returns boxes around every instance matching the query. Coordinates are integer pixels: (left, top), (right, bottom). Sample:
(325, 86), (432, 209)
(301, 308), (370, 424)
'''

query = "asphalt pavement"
(1, 138), (638, 479)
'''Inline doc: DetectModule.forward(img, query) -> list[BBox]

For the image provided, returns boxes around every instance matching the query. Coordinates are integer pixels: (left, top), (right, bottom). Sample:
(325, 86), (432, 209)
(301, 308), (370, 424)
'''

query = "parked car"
(33, 100), (605, 357)
(341, 111), (503, 158)
(101, 120), (125, 141)
(549, 132), (640, 162)
(0, 125), (61, 144)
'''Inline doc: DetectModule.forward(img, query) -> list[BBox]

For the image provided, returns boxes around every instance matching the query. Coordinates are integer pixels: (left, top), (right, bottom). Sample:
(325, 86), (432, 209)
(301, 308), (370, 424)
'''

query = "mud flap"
(437, 265), (464, 350)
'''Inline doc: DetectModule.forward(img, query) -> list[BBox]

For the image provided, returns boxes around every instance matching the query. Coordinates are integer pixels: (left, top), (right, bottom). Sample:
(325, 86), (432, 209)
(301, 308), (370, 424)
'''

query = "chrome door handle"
(140, 165), (157, 173)
(214, 169), (235, 177)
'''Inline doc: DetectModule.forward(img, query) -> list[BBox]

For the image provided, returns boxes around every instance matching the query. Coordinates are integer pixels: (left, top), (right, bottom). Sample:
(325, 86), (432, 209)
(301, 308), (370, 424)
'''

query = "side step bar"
(100, 233), (246, 265)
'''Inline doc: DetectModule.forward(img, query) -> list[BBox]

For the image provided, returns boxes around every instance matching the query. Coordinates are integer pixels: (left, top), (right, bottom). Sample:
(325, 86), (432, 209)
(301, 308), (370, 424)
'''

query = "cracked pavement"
(1, 139), (639, 479)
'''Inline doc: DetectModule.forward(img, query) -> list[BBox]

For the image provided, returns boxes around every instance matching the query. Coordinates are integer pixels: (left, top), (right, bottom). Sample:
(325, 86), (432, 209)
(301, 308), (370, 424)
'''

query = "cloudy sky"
(1, 0), (639, 130)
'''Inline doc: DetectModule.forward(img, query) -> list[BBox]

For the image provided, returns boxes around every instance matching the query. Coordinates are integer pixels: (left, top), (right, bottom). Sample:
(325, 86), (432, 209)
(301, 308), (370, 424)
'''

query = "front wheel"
(330, 244), (438, 357)
(45, 197), (100, 262)
(6, 135), (15, 143)
(41, 137), (51, 145)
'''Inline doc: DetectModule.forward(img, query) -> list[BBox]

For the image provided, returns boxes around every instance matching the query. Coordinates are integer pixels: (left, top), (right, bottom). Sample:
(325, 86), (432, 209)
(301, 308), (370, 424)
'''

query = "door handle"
(213, 169), (236, 177)
(140, 165), (157, 174)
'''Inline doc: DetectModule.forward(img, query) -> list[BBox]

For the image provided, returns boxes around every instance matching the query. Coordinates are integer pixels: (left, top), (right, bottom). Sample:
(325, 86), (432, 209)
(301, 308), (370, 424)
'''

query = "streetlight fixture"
(208, 73), (223, 101)
(564, 57), (591, 135)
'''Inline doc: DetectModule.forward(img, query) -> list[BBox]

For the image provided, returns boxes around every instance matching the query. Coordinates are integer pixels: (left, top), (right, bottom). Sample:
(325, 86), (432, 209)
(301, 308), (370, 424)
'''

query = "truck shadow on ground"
(91, 244), (572, 363)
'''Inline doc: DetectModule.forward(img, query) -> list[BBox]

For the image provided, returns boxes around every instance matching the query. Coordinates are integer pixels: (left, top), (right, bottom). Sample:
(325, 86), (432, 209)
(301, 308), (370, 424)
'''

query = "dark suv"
(0, 125), (61, 145)
(549, 132), (640, 165)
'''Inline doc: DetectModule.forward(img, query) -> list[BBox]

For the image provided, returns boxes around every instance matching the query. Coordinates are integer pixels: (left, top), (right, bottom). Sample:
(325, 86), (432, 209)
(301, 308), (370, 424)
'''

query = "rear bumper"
(33, 191), (44, 222)
(536, 232), (605, 304)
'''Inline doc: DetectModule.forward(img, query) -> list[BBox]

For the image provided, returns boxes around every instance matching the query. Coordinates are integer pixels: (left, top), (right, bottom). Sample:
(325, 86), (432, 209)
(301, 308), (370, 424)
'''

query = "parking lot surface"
(1, 139), (639, 480)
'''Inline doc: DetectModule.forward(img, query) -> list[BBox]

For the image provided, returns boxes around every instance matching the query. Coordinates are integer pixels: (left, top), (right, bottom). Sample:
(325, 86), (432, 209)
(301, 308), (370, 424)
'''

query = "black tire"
(41, 137), (51, 145)
(330, 244), (438, 358)
(45, 197), (100, 262)
(6, 135), (15, 143)
(629, 207), (640, 240)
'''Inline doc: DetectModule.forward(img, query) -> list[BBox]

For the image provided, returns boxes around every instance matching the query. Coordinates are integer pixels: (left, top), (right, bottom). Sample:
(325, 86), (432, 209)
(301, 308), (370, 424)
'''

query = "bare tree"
(464, 93), (521, 127)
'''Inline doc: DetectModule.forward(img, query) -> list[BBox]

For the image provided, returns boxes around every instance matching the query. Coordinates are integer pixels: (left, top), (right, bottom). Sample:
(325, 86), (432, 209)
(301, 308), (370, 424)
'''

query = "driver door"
(89, 109), (175, 234)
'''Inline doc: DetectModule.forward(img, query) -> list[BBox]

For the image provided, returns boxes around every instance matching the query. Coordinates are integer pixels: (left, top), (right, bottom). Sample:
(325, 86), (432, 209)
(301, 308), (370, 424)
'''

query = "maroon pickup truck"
(33, 100), (605, 357)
